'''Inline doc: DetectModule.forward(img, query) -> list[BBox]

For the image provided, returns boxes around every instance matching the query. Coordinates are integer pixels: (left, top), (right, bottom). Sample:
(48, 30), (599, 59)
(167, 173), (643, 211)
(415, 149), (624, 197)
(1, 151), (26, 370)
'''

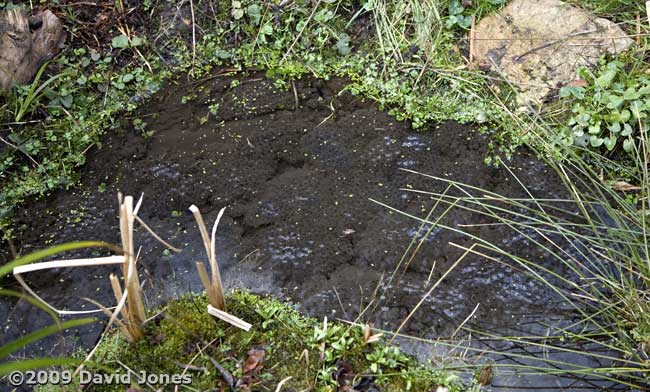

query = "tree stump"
(0, 8), (66, 91)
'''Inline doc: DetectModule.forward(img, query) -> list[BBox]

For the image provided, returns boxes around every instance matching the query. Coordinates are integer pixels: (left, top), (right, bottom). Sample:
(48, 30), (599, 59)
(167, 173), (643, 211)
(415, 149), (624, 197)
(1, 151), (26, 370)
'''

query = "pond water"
(0, 72), (629, 390)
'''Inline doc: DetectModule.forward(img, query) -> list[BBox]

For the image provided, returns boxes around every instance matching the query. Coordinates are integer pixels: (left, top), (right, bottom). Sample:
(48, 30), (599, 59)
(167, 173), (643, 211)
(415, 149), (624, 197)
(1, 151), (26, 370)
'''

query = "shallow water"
(0, 72), (630, 390)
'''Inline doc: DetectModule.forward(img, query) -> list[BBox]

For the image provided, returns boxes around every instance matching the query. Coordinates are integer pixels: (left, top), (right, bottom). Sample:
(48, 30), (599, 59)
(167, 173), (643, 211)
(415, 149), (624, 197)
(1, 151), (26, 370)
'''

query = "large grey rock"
(474, 0), (633, 106)
(0, 8), (66, 91)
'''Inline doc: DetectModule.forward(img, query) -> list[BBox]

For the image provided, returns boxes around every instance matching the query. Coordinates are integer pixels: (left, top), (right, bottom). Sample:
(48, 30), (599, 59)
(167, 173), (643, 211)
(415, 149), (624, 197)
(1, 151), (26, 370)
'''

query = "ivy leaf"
(260, 24), (273, 35)
(59, 94), (73, 109)
(247, 4), (262, 24)
(620, 109), (631, 123)
(607, 122), (621, 133)
(130, 36), (144, 47)
(623, 87), (640, 100)
(603, 135), (617, 151)
(623, 138), (634, 152)
(589, 135), (604, 147)
(232, 8), (244, 20)
(621, 123), (633, 136)
(335, 33), (351, 55)
(596, 68), (617, 89)
(449, 0), (465, 15)
(111, 34), (130, 49)
(606, 95), (624, 109)
(457, 15), (472, 29)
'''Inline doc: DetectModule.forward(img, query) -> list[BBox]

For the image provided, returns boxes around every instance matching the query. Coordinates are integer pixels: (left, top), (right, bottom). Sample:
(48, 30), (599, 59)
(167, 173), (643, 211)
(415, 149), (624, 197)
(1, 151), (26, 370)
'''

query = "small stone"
(473, 0), (633, 107)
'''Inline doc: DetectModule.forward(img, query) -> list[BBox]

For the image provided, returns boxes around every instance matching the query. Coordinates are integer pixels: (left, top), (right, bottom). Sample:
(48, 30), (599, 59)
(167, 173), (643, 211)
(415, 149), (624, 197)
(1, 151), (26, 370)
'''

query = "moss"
(38, 291), (468, 391)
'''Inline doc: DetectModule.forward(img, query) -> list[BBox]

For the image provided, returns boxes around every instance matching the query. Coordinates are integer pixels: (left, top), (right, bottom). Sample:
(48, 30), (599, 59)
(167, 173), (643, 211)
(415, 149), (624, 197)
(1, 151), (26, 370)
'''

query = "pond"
(0, 71), (625, 390)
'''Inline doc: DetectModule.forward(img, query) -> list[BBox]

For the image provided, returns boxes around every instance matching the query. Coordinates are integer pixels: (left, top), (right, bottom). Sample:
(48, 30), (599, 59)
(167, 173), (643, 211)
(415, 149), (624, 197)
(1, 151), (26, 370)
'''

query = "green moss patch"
(38, 291), (467, 391)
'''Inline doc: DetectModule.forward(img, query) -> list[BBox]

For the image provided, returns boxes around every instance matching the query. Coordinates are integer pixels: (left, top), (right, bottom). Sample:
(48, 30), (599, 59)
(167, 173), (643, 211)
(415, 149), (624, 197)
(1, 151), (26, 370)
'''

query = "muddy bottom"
(0, 72), (620, 390)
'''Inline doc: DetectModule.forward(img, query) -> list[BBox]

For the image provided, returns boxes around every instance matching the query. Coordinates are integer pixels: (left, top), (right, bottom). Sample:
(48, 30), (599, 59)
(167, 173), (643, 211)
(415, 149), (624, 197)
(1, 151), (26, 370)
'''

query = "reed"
(190, 205), (227, 311)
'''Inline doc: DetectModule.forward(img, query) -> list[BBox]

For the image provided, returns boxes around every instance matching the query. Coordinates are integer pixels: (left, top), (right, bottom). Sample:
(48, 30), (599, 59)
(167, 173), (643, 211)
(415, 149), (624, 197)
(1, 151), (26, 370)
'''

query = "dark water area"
(0, 71), (632, 390)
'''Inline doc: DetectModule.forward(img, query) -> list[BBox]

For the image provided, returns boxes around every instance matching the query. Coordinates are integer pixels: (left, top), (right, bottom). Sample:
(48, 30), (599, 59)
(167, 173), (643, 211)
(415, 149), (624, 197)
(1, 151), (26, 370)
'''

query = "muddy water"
(0, 72), (623, 390)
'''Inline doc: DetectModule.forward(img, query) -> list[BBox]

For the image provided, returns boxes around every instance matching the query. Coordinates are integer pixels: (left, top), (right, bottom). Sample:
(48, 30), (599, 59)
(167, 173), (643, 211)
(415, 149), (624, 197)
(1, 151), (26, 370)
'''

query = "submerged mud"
(0, 72), (620, 390)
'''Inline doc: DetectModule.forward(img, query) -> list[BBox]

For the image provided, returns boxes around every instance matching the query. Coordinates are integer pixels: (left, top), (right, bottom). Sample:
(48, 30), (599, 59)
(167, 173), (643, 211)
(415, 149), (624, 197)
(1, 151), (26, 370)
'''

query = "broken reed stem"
(190, 205), (226, 310)
(196, 261), (218, 306)
(114, 193), (146, 341)
(209, 208), (226, 310)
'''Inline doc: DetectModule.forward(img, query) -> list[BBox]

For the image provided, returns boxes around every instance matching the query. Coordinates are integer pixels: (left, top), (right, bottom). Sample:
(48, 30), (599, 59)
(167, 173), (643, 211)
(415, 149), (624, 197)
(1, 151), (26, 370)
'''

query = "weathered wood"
(0, 8), (65, 91)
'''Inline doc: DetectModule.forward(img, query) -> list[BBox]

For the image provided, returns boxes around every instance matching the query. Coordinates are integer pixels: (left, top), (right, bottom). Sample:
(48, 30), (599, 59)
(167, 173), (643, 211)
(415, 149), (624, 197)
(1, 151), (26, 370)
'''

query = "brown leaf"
(462, 0), (473, 7)
(477, 364), (493, 386)
(243, 347), (265, 375)
(612, 181), (641, 192)
(333, 360), (355, 390)
(566, 79), (588, 88)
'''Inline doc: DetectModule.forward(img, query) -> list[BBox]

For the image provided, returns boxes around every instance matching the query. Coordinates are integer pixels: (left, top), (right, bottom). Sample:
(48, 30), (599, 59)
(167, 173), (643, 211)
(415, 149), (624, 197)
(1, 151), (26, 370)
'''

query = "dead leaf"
(612, 181), (641, 192)
(363, 323), (383, 344)
(243, 347), (265, 375)
(566, 79), (588, 88)
(333, 360), (355, 390)
(462, 0), (473, 7)
(477, 364), (493, 386)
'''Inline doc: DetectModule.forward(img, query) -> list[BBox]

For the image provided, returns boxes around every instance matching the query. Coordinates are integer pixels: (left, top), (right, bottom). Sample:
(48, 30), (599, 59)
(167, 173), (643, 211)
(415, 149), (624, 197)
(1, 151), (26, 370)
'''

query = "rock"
(0, 8), (66, 91)
(473, 0), (633, 106)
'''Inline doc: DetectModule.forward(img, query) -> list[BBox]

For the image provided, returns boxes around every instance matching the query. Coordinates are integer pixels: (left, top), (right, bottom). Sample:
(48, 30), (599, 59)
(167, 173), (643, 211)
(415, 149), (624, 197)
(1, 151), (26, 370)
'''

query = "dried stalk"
(190, 205), (226, 310)
(207, 305), (252, 331)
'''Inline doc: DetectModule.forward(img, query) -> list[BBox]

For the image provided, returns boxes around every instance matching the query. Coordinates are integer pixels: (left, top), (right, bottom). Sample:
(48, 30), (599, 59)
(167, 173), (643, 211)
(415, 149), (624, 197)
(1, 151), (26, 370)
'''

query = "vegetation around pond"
(34, 291), (470, 392)
(1, 0), (649, 390)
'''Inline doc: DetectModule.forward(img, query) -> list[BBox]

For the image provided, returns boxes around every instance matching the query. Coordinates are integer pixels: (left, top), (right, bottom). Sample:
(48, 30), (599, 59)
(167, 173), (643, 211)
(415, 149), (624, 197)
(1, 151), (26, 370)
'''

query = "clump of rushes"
(189, 204), (252, 331)
(189, 204), (226, 310)
(107, 193), (147, 342)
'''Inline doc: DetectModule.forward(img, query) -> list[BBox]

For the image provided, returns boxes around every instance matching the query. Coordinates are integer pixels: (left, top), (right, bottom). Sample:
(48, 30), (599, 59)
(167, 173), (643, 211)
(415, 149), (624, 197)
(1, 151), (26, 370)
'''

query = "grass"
(35, 291), (470, 391)
(376, 93), (650, 387)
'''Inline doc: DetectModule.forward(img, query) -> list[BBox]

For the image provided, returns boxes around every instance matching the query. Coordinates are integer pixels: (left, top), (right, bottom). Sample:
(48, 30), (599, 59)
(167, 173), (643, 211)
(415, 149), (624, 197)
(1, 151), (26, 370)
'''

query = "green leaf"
(111, 34), (130, 49)
(457, 15), (472, 29)
(596, 68), (617, 89)
(0, 358), (80, 376)
(623, 87), (640, 100)
(247, 4), (261, 24)
(336, 33), (351, 55)
(60, 94), (73, 108)
(559, 87), (571, 98)
(448, 0), (464, 15)
(603, 136), (617, 151)
(606, 95), (624, 109)
(260, 24), (273, 35)
(589, 135), (603, 147)
(620, 109), (631, 122)
(621, 123), (633, 136)
(607, 122), (621, 133)
(130, 36), (144, 47)
(623, 138), (634, 152)
(0, 318), (96, 360)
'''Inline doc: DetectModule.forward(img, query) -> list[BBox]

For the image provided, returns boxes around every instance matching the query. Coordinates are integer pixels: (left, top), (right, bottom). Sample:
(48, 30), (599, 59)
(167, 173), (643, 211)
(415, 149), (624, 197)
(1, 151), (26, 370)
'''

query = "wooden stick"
(207, 305), (252, 331)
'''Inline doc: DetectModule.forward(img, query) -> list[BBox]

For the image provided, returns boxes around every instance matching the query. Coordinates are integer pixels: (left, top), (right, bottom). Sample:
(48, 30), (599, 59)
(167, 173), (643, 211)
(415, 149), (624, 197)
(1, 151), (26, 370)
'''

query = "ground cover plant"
(1, 0), (649, 389)
(35, 291), (469, 391)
